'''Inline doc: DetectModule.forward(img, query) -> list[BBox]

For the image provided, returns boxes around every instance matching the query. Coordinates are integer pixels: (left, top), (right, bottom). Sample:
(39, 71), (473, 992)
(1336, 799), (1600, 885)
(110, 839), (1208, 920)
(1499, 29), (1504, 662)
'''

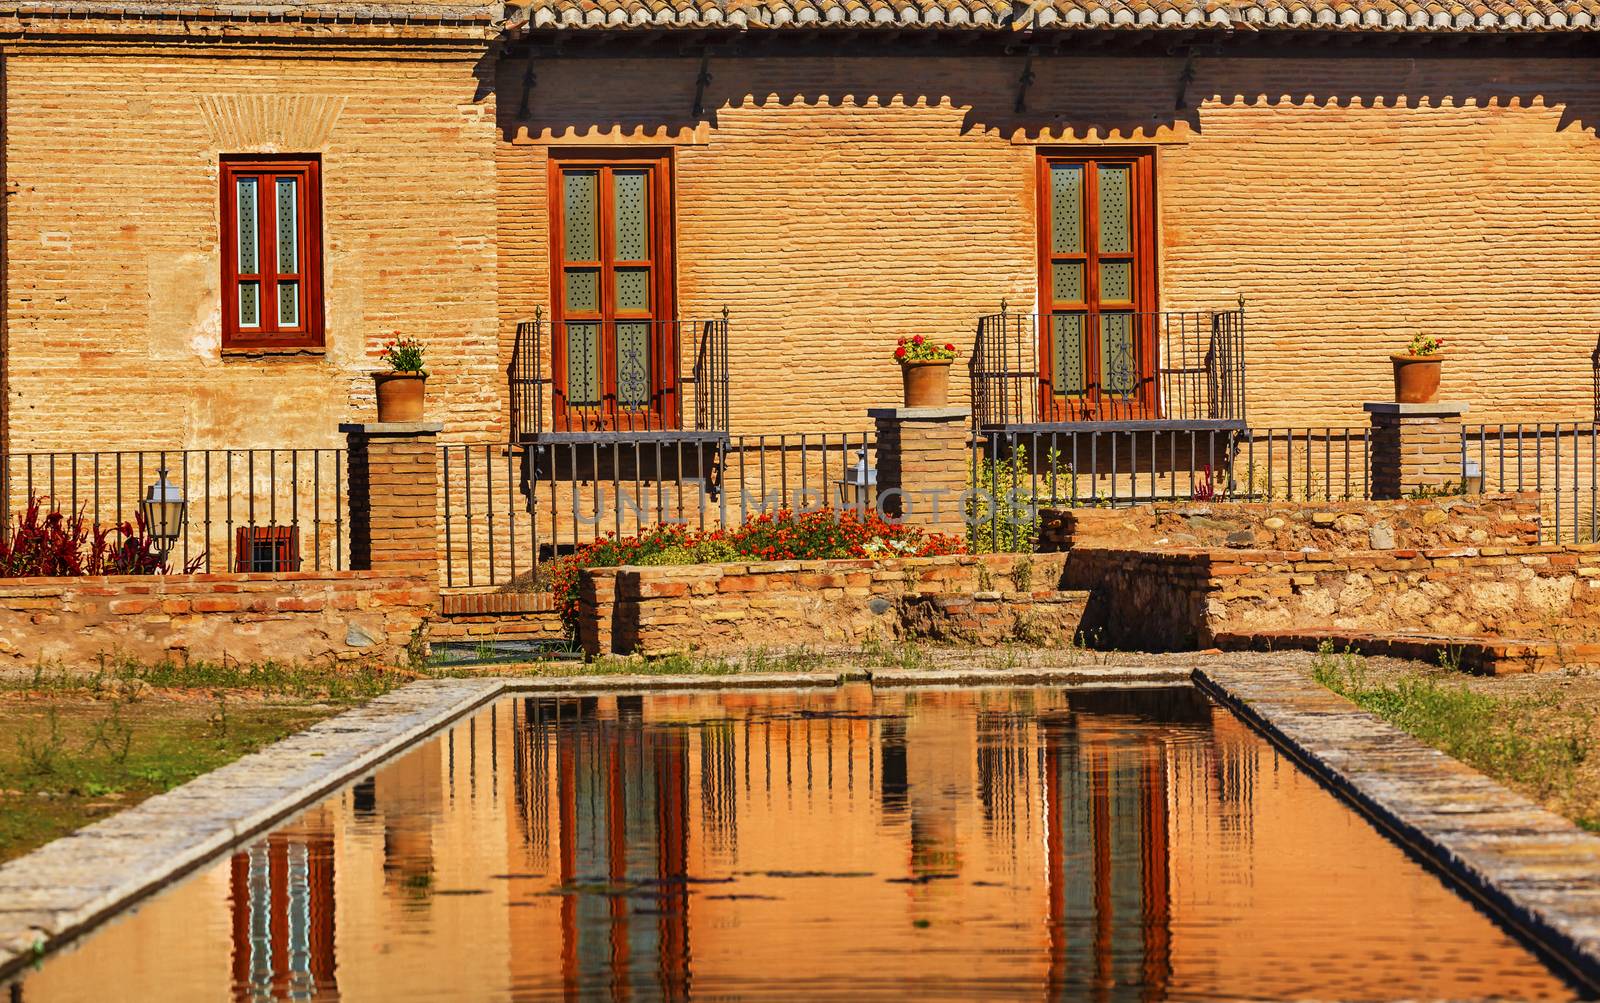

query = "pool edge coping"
(0, 664), (1188, 980)
(1195, 662), (1600, 995)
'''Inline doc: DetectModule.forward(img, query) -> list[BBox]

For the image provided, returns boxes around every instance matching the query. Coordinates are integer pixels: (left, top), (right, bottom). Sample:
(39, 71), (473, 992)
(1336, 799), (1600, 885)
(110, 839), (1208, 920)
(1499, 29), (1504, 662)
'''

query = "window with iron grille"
(234, 526), (302, 573)
(220, 157), (325, 350)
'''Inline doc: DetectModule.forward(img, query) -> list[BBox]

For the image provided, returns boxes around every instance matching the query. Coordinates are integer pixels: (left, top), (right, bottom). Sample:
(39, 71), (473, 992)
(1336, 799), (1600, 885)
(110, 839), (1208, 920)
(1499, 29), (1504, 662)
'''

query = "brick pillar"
(1364, 402), (1468, 500)
(342, 422), (443, 581)
(869, 407), (971, 538)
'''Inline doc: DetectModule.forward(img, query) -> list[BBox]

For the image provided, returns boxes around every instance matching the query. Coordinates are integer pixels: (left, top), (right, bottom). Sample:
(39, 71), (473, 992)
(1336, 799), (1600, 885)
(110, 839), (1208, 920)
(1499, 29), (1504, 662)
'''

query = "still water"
(11, 685), (1581, 1001)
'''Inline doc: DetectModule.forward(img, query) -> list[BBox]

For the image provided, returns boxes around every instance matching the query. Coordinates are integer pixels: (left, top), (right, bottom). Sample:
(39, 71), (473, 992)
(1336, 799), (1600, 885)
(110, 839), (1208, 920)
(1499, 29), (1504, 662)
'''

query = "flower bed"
(548, 508), (964, 632)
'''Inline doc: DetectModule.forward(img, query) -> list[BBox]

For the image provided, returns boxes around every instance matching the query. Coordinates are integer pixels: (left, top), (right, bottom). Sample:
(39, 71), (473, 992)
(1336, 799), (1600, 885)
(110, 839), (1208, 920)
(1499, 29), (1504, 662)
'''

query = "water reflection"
(14, 685), (1580, 1002)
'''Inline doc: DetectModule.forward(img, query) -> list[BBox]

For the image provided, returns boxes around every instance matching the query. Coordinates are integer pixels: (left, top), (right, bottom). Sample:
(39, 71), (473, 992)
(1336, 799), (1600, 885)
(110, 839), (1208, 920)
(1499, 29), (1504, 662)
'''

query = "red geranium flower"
(944, 343), (956, 352)
(912, 335), (925, 346)
(894, 346), (907, 359)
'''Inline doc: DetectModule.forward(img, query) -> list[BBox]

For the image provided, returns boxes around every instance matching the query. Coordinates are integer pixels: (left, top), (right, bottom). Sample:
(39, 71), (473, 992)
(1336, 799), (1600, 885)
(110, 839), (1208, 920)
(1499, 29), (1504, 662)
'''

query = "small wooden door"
(1037, 151), (1157, 421)
(550, 153), (676, 432)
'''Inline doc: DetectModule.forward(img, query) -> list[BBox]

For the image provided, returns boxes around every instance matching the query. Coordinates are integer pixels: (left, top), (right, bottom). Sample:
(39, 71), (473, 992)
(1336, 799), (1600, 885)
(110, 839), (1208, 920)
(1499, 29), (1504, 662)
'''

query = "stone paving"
(1197, 662), (1600, 992)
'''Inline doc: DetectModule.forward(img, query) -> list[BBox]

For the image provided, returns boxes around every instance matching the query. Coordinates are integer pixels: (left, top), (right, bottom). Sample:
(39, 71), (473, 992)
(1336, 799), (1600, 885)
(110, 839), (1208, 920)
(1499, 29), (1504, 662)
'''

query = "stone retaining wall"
(1041, 493), (1540, 554)
(0, 572), (434, 668)
(1067, 542), (1600, 651)
(580, 552), (1079, 657)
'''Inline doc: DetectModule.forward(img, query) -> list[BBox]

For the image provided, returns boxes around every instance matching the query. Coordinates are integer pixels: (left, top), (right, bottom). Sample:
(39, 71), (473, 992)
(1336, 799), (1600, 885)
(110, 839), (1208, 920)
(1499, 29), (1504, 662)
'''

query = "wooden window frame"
(220, 156), (325, 351)
(1035, 148), (1158, 421)
(547, 150), (678, 432)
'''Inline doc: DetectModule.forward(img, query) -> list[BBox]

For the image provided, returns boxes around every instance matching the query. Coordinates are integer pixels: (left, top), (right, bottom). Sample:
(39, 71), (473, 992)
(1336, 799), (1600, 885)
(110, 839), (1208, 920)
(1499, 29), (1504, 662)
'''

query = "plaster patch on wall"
(197, 95), (348, 152)
(146, 250), (219, 362)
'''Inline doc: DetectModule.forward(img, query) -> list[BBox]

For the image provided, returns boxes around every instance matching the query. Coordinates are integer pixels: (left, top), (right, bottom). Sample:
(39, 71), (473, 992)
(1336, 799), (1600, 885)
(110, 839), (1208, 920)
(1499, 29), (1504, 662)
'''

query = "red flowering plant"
(1406, 334), (1445, 357)
(893, 335), (959, 365)
(0, 496), (202, 578)
(545, 508), (964, 633)
(379, 335), (427, 375)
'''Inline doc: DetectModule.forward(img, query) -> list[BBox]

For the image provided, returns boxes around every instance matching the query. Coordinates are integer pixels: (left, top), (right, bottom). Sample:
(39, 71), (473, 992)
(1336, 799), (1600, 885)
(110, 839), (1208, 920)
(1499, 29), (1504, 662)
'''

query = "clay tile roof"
(512, 0), (1600, 29)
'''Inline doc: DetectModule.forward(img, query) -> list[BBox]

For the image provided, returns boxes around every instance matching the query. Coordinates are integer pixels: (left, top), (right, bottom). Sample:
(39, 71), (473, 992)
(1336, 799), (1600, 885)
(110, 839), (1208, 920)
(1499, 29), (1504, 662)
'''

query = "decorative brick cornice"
(509, 0), (1600, 33)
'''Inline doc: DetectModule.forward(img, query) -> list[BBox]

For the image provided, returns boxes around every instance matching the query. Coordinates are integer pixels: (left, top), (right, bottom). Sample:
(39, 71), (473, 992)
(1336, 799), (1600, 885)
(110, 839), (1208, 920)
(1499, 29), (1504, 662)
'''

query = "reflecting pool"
(10, 685), (1582, 1001)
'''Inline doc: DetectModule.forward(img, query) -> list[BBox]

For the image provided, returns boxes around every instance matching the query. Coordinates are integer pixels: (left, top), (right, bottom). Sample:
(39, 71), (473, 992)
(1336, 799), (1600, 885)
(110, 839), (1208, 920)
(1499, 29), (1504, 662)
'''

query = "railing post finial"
(722, 304), (730, 324)
(534, 304), (543, 323)
(1237, 294), (1245, 312)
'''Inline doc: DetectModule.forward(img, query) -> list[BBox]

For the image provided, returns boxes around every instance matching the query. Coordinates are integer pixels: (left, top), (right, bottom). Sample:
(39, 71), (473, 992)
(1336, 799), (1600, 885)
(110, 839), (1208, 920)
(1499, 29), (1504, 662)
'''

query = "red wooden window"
(548, 152), (677, 432)
(1036, 150), (1157, 420)
(220, 157), (325, 350)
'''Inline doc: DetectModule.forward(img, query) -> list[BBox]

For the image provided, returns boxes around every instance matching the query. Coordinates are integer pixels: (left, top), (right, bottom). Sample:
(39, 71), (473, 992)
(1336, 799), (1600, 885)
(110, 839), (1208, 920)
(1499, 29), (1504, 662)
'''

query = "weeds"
(16, 708), (65, 774)
(1313, 641), (1594, 805)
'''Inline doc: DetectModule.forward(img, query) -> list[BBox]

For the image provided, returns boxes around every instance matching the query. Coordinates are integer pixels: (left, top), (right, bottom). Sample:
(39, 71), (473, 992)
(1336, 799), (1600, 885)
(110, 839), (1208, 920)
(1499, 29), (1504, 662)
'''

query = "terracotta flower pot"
(1391, 354), (1443, 404)
(901, 360), (952, 408)
(375, 372), (427, 422)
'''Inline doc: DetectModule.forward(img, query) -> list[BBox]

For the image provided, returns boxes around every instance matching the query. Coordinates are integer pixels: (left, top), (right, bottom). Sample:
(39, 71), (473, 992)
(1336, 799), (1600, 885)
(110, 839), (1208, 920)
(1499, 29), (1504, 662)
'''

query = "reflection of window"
(221, 156), (324, 350)
(235, 526), (301, 572)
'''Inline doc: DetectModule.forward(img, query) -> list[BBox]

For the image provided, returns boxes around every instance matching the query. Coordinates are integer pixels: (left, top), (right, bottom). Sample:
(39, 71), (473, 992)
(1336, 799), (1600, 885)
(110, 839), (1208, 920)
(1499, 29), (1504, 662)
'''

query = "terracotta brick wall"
(3, 46), (498, 453)
(499, 53), (1600, 433)
(580, 552), (1076, 656)
(431, 590), (563, 643)
(0, 571), (433, 668)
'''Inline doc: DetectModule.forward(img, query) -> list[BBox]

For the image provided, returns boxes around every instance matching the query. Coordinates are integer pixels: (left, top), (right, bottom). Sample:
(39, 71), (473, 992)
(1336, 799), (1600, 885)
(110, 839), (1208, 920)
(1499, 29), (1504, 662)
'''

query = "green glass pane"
(1052, 262), (1083, 305)
(1050, 165), (1082, 255)
(562, 171), (598, 261)
(1100, 312), (1136, 394)
(566, 322), (600, 405)
(239, 281), (259, 328)
(616, 321), (652, 408)
(1051, 312), (1085, 396)
(614, 171), (649, 261)
(277, 281), (299, 327)
(236, 179), (258, 274)
(1101, 261), (1132, 302)
(564, 268), (598, 314)
(1098, 166), (1131, 255)
(615, 268), (650, 312)
(275, 178), (297, 273)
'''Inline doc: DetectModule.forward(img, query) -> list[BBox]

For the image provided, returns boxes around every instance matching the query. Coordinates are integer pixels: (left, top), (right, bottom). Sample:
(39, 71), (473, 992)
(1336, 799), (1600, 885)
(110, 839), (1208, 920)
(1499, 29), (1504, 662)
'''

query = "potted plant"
(895, 335), (959, 408)
(375, 335), (427, 422)
(1392, 333), (1445, 404)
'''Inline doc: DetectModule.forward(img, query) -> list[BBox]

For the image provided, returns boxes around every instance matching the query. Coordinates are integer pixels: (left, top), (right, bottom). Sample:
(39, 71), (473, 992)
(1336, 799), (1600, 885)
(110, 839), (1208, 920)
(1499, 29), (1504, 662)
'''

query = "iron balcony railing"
(510, 307), (730, 441)
(970, 303), (1247, 429)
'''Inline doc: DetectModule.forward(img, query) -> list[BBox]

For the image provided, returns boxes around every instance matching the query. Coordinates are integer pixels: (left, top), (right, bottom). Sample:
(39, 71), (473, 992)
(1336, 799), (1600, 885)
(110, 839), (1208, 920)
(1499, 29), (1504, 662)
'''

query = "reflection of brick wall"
(0, 571), (432, 668)
(582, 552), (1077, 657)
(1066, 542), (1600, 650)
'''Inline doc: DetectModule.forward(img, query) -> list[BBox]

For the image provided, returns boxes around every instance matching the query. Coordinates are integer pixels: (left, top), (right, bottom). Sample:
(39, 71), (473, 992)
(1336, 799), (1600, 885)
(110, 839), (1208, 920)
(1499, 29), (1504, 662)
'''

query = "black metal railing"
(439, 433), (874, 589)
(0, 448), (346, 573)
(973, 425), (1369, 508)
(970, 303), (1247, 429)
(1466, 422), (1600, 543)
(510, 307), (730, 440)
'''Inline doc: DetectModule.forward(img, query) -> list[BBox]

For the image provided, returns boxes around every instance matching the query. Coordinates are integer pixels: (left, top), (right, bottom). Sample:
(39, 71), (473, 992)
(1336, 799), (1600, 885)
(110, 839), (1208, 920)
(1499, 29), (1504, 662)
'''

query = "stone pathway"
(1197, 662), (1600, 992)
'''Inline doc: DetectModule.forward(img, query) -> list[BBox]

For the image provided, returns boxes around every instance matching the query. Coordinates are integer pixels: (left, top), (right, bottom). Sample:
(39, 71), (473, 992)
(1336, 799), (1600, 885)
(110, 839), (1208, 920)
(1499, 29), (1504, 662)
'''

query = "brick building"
(1, 0), (1596, 446)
